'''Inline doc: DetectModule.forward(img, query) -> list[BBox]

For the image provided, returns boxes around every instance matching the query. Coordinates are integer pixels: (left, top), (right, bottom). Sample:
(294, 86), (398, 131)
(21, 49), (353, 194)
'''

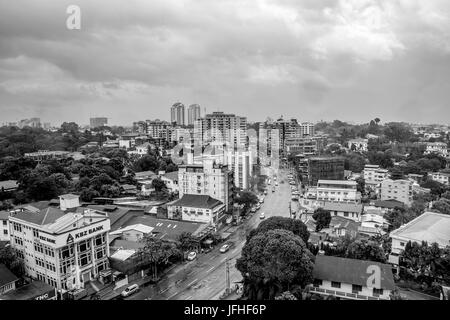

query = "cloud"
(0, 0), (449, 125)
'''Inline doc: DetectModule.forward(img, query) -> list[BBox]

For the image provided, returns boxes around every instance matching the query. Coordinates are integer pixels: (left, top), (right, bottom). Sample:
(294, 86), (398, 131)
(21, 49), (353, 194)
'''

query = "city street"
(125, 168), (293, 300)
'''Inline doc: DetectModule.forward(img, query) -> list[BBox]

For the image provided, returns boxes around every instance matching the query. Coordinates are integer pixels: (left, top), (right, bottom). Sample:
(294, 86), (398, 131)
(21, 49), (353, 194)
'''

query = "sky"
(0, 0), (450, 126)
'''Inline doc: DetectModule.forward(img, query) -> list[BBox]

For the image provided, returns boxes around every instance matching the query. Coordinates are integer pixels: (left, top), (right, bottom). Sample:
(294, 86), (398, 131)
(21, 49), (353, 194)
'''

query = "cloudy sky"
(0, 0), (450, 126)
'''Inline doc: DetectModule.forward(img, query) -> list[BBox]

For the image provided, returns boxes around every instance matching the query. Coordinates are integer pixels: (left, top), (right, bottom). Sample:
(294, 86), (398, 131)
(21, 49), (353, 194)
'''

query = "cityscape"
(0, 0), (450, 306)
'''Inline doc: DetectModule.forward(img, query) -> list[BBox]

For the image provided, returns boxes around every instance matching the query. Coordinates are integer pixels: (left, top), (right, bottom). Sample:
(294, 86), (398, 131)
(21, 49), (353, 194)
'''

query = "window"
(2, 220), (6, 226)
(352, 284), (362, 293)
(313, 279), (322, 287)
(400, 242), (405, 247)
(331, 281), (341, 288)
(344, 212), (349, 217)
(373, 288), (384, 296)
(3, 229), (7, 235)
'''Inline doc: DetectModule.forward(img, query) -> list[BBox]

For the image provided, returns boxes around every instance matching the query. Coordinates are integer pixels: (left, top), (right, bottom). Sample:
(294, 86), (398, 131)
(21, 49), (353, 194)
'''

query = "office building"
(380, 179), (413, 206)
(89, 117), (108, 128)
(307, 157), (345, 186)
(187, 104), (201, 126)
(300, 122), (315, 136)
(171, 102), (185, 126)
(8, 204), (111, 292)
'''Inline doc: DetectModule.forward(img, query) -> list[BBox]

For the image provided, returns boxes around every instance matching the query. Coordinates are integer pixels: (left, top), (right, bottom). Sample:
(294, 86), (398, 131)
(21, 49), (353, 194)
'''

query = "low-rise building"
(322, 202), (363, 222)
(9, 207), (111, 292)
(0, 264), (18, 295)
(322, 216), (360, 239)
(425, 142), (448, 157)
(428, 171), (450, 186)
(167, 194), (226, 226)
(309, 255), (395, 300)
(109, 224), (154, 242)
(380, 179), (413, 206)
(348, 138), (368, 152)
(0, 280), (57, 300)
(316, 180), (361, 203)
(389, 211), (450, 266)
(363, 165), (389, 187)
(160, 171), (179, 193)
(0, 180), (19, 193)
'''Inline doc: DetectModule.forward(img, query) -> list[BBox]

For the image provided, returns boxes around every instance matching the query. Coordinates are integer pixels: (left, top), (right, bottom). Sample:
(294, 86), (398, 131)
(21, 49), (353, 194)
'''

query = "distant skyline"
(1, 0), (450, 125)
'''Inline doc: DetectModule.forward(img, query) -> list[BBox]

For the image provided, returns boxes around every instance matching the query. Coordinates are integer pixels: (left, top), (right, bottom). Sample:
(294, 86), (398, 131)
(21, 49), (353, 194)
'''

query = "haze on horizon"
(0, 0), (450, 126)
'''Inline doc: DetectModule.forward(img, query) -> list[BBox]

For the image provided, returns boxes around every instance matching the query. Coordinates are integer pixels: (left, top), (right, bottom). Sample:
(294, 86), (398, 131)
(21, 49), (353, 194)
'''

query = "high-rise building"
(171, 102), (185, 126)
(300, 122), (315, 136)
(90, 117), (108, 128)
(145, 119), (173, 140)
(194, 112), (247, 150)
(187, 104), (201, 126)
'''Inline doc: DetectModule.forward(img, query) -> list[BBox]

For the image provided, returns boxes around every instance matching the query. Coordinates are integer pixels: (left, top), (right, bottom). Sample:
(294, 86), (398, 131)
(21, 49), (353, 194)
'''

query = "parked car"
(187, 251), (197, 261)
(260, 212), (265, 219)
(251, 207), (257, 213)
(121, 284), (139, 297)
(220, 244), (231, 253)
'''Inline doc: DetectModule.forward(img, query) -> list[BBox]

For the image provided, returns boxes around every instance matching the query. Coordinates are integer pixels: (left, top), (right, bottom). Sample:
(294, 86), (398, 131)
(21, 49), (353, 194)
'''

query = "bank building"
(8, 195), (111, 295)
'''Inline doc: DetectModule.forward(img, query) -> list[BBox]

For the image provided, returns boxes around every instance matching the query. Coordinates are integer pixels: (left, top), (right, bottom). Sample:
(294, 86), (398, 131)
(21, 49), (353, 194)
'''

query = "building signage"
(39, 235), (56, 244)
(73, 225), (104, 239)
(34, 289), (56, 300)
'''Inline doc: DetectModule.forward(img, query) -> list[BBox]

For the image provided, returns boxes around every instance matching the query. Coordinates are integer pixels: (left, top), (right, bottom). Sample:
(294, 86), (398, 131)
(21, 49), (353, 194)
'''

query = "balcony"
(308, 286), (388, 300)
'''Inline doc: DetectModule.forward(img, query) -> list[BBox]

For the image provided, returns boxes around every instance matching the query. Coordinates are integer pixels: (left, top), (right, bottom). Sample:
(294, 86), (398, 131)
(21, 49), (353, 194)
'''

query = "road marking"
(167, 292), (179, 300)
(220, 257), (227, 263)
(206, 266), (215, 273)
(186, 296), (192, 300)
(209, 256), (216, 261)
(187, 278), (198, 287)
(160, 287), (170, 294)
(231, 248), (239, 255)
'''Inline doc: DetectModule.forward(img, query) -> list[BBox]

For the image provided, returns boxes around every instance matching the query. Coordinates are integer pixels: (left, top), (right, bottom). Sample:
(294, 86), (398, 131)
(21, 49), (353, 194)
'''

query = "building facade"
(307, 157), (345, 186)
(363, 165), (389, 187)
(428, 172), (450, 186)
(316, 180), (361, 203)
(187, 104), (201, 126)
(89, 117), (108, 128)
(171, 102), (185, 126)
(9, 208), (111, 292)
(167, 194), (226, 225)
(380, 179), (413, 206)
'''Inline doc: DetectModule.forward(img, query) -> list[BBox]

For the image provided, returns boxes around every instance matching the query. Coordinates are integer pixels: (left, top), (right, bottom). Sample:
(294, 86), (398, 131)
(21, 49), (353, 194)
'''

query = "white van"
(121, 284), (139, 297)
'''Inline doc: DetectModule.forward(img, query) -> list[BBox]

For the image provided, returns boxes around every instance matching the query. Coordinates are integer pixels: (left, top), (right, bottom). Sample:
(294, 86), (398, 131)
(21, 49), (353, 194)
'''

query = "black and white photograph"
(0, 0), (449, 308)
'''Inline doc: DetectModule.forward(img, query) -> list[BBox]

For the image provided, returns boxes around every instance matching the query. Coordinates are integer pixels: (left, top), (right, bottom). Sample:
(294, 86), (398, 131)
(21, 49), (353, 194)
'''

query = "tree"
(0, 246), (25, 277)
(139, 235), (181, 280)
(177, 232), (199, 253)
(236, 229), (314, 300)
(151, 178), (167, 192)
(356, 177), (365, 195)
(235, 191), (259, 213)
(312, 208), (331, 232)
(421, 179), (447, 197)
(247, 216), (309, 244)
(345, 239), (387, 263)
(431, 198), (450, 215)
(275, 291), (298, 300)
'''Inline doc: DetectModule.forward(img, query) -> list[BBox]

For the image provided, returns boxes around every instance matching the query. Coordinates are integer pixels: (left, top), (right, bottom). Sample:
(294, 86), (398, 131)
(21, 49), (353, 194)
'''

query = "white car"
(121, 284), (139, 297)
(220, 244), (231, 253)
(187, 251), (197, 261)
(260, 212), (265, 219)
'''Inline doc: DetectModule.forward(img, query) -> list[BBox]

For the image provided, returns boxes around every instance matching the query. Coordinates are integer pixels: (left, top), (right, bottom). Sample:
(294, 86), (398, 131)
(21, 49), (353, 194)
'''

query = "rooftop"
(170, 194), (223, 209)
(0, 180), (18, 190)
(318, 180), (357, 186)
(374, 199), (405, 209)
(59, 193), (79, 200)
(389, 211), (450, 248)
(12, 207), (66, 226)
(0, 264), (18, 287)
(0, 280), (55, 300)
(110, 223), (154, 235)
(313, 255), (395, 290)
(323, 202), (363, 213)
(162, 171), (179, 181)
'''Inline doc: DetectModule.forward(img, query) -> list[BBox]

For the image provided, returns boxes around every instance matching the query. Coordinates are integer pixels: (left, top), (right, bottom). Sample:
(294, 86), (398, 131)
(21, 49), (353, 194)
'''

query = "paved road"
(126, 169), (293, 300)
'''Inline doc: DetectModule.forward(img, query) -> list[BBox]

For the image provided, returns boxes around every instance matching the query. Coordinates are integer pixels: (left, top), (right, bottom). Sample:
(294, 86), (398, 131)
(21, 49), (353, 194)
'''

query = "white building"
(0, 211), (10, 242)
(167, 194), (226, 225)
(109, 224), (154, 242)
(322, 202), (363, 222)
(425, 142), (448, 157)
(226, 149), (252, 190)
(159, 171), (179, 193)
(187, 104), (201, 126)
(316, 180), (361, 203)
(300, 122), (315, 137)
(347, 138), (368, 152)
(389, 211), (450, 266)
(363, 165), (389, 187)
(428, 172), (450, 186)
(309, 255), (395, 300)
(59, 194), (80, 211)
(380, 179), (413, 206)
(8, 207), (111, 292)
(178, 160), (233, 212)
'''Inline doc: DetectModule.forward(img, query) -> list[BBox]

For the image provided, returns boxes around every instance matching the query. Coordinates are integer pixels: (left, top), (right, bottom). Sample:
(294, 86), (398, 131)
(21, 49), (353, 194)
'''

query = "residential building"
(109, 224), (154, 242)
(316, 180), (361, 203)
(425, 142), (448, 157)
(226, 149), (252, 190)
(187, 104), (201, 126)
(307, 157), (345, 186)
(389, 211), (450, 266)
(167, 194), (226, 226)
(363, 165), (389, 187)
(347, 138), (368, 152)
(428, 171), (450, 186)
(194, 112), (247, 151)
(89, 117), (108, 128)
(171, 102), (185, 126)
(178, 160), (233, 212)
(0, 211), (10, 241)
(380, 179), (413, 206)
(24, 150), (70, 162)
(300, 122), (315, 137)
(145, 119), (173, 141)
(373, 199), (406, 211)
(0, 264), (18, 295)
(159, 171), (179, 193)
(285, 137), (318, 156)
(322, 202), (363, 222)
(309, 255), (395, 300)
(9, 206), (111, 292)
(358, 213), (388, 237)
(322, 216), (360, 239)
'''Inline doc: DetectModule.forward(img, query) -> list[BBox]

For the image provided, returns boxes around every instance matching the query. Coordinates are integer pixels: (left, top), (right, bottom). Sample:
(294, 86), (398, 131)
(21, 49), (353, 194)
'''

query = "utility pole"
(225, 258), (231, 294)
